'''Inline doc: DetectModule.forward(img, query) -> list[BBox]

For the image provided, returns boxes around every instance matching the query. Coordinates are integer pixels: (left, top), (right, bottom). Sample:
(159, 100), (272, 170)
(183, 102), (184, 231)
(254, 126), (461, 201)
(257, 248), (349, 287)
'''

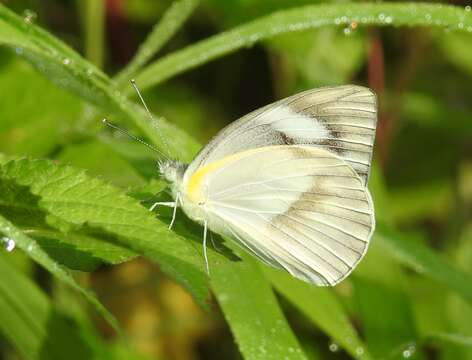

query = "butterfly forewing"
(187, 85), (377, 186)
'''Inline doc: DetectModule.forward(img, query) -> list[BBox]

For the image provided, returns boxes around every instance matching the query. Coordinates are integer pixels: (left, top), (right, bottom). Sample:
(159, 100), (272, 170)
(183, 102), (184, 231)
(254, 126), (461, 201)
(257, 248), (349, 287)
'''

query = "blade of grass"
(115, 0), (200, 85)
(82, 0), (105, 68)
(263, 267), (373, 360)
(210, 245), (307, 360)
(376, 222), (472, 304)
(0, 254), (105, 360)
(0, 214), (122, 335)
(133, 2), (472, 91)
(353, 278), (420, 359)
(0, 3), (199, 161)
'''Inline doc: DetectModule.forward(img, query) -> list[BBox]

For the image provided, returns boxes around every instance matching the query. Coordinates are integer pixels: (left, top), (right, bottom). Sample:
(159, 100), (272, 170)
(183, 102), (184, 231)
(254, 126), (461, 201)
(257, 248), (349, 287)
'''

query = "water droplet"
(329, 342), (339, 352)
(425, 13), (432, 21)
(378, 13), (385, 21)
(15, 47), (24, 55)
(356, 347), (364, 357)
(334, 18), (341, 25)
(402, 343), (416, 358)
(63, 58), (71, 65)
(458, 22), (464, 29)
(1, 237), (15, 252)
(385, 16), (393, 24)
(341, 16), (348, 23)
(23, 9), (37, 24)
(86, 68), (94, 76)
(343, 27), (352, 35)
(27, 243), (34, 252)
(350, 21), (359, 30)
(465, 5), (471, 12)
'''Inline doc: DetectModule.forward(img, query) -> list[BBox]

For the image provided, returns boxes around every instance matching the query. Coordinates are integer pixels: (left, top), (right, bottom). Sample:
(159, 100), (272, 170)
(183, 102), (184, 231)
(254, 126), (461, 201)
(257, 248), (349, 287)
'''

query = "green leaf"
(264, 267), (373, 360)
(426, 332), (472, 347)
(0, 253), (100, 360)
(267, 27), (366, 89)
(0, 58), (82, 157)
(353, 278), (421, 359)
(115, 0), (200, 85)
(0, 214), (121, 335)
(0, 158), (209, 306)
(442, 225), (472, 359)
(210, 245), (307, 360)
(376, 223), (472, 304)
(0, 172), (136, 271)
(133, 3), (472, 91)
(436, 32), (472, 77)
(28, 229), (136, 272)
(58, 140), (147, 188)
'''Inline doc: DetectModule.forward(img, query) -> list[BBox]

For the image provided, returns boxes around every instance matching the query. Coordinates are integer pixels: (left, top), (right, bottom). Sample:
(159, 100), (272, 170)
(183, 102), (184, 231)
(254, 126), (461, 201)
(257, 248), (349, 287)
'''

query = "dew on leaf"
(329, 342), (339, 352)
(355, 346), (364, 357)
(402, 343), (416, 358)
(23, 9), (37, 24)
(1, 237), (16, 252)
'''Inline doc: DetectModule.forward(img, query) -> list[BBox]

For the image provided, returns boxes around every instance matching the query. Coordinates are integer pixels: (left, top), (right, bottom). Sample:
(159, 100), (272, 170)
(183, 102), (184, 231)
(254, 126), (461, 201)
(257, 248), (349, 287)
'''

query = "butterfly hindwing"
(182, 145), (375, 286)
(187, 85), (377, 186)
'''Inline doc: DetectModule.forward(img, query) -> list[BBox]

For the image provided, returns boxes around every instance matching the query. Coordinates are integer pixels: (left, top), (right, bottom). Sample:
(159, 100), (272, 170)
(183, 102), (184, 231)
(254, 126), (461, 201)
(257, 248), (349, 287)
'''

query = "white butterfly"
(152, 85), (377, 286)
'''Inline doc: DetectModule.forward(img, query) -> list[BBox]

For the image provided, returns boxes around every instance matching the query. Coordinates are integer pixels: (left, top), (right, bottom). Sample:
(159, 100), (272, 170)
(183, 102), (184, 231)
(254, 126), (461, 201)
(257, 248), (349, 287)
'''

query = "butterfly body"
(158, 85), (377, 286)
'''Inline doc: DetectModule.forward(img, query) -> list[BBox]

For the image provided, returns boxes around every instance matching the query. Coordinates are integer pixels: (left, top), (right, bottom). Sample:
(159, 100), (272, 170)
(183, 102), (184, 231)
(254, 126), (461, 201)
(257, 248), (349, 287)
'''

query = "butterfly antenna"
(130, 79), (171, 158)
(102, 119), (171, 161)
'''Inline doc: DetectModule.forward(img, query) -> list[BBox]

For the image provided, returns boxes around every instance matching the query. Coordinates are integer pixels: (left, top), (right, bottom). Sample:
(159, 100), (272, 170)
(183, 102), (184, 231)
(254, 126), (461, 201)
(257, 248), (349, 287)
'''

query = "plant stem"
(84, 0), (105, 68)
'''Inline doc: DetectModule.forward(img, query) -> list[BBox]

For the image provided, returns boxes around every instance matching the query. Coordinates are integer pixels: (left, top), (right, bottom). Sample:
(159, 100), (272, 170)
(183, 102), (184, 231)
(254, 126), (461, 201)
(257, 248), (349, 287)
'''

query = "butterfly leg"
(149, 202), (175, 212)
(203, 220), (210, 275)
(209, 232), (220, 251)
(168, 194), (180, 230)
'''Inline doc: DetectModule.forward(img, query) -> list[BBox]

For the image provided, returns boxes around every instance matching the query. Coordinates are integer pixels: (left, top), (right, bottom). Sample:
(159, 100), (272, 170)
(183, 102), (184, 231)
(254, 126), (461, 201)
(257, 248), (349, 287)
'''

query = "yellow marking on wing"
(185, 146), (281, 203)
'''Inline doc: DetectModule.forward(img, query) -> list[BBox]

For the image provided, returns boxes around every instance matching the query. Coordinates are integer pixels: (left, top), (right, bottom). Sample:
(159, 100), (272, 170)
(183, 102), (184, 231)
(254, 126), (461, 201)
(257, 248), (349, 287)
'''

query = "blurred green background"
(0, 0), (472, 359)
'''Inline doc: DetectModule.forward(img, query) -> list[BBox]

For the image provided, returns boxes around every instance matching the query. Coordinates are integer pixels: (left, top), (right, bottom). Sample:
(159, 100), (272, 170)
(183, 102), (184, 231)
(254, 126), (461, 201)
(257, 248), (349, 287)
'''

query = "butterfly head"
(159, 160), (186, 185)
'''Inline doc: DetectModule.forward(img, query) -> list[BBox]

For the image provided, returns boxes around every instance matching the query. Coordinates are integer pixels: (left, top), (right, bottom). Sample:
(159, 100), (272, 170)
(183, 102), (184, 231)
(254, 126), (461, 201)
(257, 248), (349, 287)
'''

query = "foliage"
(0, 1), (471, 359)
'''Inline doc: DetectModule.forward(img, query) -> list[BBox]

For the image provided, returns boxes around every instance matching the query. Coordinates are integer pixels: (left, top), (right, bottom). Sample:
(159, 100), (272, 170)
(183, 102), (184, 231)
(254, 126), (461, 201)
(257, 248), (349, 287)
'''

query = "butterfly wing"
(187, 85), (377, 186)
(182, 145), (375, 286)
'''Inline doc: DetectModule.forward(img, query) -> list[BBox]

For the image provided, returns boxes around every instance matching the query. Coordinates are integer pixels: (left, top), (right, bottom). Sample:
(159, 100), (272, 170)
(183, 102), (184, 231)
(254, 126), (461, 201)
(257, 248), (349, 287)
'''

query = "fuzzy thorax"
(159, 160), (211, 224)
(159, 160), (186, 190)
